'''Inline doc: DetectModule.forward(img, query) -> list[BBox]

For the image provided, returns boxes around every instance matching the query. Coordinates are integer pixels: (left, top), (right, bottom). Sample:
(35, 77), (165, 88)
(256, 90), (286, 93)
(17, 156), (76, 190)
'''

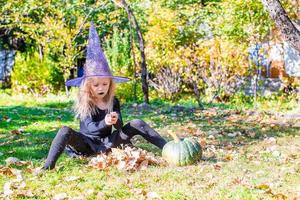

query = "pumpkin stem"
(167, 130), (180, 143)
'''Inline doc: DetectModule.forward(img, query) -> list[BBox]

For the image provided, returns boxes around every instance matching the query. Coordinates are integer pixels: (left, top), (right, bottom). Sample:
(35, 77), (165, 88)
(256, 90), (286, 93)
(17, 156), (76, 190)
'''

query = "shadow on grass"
(0, 129), (55, 164)
(0, 101), (299, 166)
(0, 105), (74, 132)
(0, 104), (75, 164)
(35, 100), (73, 109)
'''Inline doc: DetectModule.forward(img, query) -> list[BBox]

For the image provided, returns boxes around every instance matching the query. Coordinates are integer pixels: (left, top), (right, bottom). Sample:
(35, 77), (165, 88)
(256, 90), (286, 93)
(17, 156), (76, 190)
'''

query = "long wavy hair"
(74, 77), (116, 120)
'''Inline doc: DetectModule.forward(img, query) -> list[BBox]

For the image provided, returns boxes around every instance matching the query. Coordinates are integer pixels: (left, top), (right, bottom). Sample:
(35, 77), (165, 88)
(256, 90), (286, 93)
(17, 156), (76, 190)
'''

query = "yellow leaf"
(272, 193), (287, 200)
(255, 184), (271, 191)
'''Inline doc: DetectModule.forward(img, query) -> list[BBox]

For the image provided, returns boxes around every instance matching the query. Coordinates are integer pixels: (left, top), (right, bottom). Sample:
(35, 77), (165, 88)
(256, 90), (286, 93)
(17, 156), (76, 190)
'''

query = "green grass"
(0, 93), (299, 199)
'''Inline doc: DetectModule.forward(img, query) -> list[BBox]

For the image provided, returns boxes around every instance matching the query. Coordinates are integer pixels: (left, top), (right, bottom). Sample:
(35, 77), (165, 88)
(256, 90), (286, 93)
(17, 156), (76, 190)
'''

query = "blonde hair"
(74, 77), (116, 120)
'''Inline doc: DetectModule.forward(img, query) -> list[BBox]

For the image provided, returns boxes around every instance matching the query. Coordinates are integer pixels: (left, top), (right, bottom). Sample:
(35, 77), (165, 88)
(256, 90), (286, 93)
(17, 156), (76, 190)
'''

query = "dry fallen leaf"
(11, 129), (23, 135)
(198, 138), (207, 148)
(264, 137), (277, 144)
(138, 160), (149, 170)
(146, 191), (161, 199)
(64, 176), (80, 182)
(11, 169), (23, 182)
(53, 193), (68, 200)
(89, 146), (163, 171)
(16, 190), (34, 198)
(3, 181), (13, 196)
(246, 131), (256, 138)
(231, 177), (250, 187)
(223, 154), (234, 161)
(5, 157), (29, 167)
(213, 164), (221, 170)
(72, 195), (85, 200)
(5, 157), (21, 166)
(255, 183), (272, 193)
(85, 189), (95, 196)
(132, 188), (147, 196)
(97, 191), (105, 199)
(272, 193), (287, 200)
(0, 166), (14, 176)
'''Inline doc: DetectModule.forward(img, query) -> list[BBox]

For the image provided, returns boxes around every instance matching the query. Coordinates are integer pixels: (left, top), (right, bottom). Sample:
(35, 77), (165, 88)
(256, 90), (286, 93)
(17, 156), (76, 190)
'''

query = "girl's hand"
(105, 112), (118, 125)
(110, 112), (118, 124)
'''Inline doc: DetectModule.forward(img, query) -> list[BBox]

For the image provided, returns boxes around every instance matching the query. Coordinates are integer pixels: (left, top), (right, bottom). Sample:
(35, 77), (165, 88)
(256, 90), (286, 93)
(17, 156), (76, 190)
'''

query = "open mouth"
(98, 92), (104, 95)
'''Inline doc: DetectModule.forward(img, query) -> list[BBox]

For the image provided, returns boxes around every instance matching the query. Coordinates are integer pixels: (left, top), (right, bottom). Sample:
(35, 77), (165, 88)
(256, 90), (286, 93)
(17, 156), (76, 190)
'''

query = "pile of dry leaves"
(89, 146), (165, 171)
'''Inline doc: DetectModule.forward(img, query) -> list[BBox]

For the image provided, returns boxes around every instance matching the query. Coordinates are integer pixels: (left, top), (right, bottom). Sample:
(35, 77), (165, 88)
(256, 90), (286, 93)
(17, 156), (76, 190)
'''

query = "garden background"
(0, 0), (300, 199)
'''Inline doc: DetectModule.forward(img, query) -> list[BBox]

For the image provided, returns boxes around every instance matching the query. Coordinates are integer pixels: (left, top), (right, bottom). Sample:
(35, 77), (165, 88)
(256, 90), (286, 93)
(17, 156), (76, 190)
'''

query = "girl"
(43, 23), (166, 170)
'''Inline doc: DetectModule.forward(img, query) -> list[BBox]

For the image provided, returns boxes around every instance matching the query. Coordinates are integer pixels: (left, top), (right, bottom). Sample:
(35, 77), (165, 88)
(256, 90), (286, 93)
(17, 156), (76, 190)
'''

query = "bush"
(11, 52), (64, 95)
(148, 66), (182, 100)
(229, 92), (254, 107)
(115, 79), (144, 103)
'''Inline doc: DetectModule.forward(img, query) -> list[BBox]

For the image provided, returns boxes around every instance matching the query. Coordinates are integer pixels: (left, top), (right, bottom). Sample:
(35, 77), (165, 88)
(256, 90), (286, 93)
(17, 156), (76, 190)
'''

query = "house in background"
(248, 41), (300, 95)
(247, 20), (300, 96)
(284, 41), (300, 77)
(0, 49), (15, 86)
(266, 40), (300, 79)
(249, 21), (300, 80)
(249, 41), (300, 80)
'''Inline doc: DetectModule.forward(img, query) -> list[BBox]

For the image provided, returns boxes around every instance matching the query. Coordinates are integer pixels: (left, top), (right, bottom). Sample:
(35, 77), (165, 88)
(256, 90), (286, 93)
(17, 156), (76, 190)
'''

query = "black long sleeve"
(79, 97), (123, 139)
(112, 98), (123, 130)
(82, 116), (111, 135)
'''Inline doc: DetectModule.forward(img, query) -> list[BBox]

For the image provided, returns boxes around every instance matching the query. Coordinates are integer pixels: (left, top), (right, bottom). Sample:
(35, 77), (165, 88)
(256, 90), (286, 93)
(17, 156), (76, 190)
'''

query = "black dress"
(43, 97), (167, 169)
(75, 97), (124, 153)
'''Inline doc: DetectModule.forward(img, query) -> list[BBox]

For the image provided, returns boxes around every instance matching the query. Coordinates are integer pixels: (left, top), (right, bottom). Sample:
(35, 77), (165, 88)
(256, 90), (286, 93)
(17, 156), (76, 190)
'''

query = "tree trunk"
(129, 23), (138, 102)
(200, 0), (206, 6)
(261, 0), (300, 53)
(112, 0), (149, 104)
(192, 81), (204, 109)
(38, 45), (43, 61)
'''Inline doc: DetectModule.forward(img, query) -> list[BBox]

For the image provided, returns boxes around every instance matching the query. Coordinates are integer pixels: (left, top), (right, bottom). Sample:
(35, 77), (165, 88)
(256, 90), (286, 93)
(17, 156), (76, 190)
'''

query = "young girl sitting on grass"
(43, 23), (166, 170)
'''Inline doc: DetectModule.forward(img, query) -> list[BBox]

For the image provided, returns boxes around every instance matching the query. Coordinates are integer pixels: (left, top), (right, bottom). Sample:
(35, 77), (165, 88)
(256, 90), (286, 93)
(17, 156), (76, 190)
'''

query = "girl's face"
(90, 77), (111, 99)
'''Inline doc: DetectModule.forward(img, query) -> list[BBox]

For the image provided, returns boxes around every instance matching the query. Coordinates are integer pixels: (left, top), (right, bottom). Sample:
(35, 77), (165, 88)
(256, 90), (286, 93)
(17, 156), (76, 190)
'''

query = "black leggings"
(43, 119), (167, 169)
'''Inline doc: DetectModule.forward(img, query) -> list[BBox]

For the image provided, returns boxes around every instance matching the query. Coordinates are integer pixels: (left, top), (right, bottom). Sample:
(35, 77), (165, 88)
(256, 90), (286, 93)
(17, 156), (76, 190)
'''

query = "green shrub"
(115, 79), (144, 103)
(229, 92), (254, 107)
(11, 51), (64, 95)
(105, 27), (132, 78)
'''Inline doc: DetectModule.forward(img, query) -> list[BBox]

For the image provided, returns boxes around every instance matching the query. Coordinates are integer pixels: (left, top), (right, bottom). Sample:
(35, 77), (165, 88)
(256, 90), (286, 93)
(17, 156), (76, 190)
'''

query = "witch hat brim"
(65, 22), (130, 87)
(65, 75), (130, 87)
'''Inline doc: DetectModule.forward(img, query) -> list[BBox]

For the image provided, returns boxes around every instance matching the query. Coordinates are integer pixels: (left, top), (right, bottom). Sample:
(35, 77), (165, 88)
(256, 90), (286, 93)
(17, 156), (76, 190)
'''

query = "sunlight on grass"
(0, 94), (299, 199)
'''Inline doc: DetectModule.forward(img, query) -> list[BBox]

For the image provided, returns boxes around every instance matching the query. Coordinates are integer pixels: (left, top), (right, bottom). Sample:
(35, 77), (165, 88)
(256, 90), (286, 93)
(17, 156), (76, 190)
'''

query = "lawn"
(0, 93), (299, 199)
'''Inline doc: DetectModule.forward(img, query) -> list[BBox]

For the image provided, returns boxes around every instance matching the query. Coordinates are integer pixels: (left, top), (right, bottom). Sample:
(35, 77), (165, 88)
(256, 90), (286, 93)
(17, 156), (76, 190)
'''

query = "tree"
(261, 0), (300, 53)
(112, 0), (149, 104)
(0, 0), (131, 94)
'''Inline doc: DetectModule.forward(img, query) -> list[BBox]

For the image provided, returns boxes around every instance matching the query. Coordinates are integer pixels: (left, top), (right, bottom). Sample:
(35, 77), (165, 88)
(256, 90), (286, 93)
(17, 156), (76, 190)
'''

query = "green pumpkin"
(162, 132), (202, 166)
